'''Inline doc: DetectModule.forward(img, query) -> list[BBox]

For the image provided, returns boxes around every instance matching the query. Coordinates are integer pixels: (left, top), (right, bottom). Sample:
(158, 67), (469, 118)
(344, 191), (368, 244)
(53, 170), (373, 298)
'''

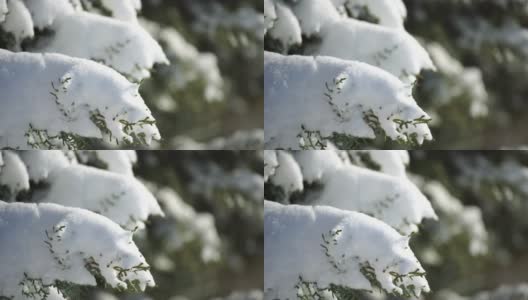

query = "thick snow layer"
(0, 0), (8, 23)
(0, 202), (154, 300)
(0, 151), (29, 199)
(22, 0), (75, 29)
(94, 150), (136, 176)
(265, 0), (431, 81)
(34, 12), (168, 81)
(332, 0), (407, 28)
(291, 0), (340, 36)
(287, 149), (410, 183)
(264, 0), (276, 34)
(316, 165), (437, 234)
(267, 2), (302, 50)
(264, 52), (432, 149)
(351, 150), (409, 178)
(264, 150), (278, 182)
(39, 164), (163, 230)
(293, 150), (344, 183)
(269, 151), (303, 195)
(76, 150), (137, 176)
(312, 18), (435, 82)
(0, 0), (34, 46)
(18, 151), (72, 182)
(100, 0), (140, 22)
(264, 201), (430, 299)
(79, 0), (140, 22)
(154, 187), (221, 262)
(369, 150), (409, 177)
(0, 50), (160, 149)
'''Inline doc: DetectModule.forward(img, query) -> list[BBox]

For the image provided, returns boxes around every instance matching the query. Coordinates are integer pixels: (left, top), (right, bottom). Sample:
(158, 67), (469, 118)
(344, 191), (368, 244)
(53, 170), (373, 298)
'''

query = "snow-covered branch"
(264, 52), (432, 149)
(264, 201), (430, 299)
(0, 202), (154, 300)
(264, 0), (435, 149)
(0, 50), (160, 149)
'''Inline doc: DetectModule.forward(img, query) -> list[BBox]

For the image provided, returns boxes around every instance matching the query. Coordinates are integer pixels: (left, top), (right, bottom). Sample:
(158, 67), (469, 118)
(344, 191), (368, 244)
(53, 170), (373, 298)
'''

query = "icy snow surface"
(0, 202), (154, 300)
(264, 52), (432, 149)
(264, 201), (430, 299)
(0, 50), (160, 149)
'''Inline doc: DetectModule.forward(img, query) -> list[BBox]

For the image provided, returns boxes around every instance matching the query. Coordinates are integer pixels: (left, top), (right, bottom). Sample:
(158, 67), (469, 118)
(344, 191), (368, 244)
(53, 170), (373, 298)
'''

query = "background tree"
(403, 0), (528, 148)
(409, 151), (528, 299)
(141, 0), (263, 149)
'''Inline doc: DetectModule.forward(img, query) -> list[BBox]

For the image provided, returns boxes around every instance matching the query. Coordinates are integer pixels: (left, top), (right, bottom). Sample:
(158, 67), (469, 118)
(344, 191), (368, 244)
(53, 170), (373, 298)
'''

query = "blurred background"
(90, 151), (263, 300)
(404, 0), (528, 149)
(139, 0), (263, 149)
(406, 151), (528, 299)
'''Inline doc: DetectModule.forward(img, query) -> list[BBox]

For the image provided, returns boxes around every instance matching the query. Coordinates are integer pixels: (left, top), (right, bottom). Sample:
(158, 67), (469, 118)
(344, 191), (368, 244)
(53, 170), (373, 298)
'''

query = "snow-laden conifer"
(0, 202), (154, 300)
(264, 150), (437, 299)
(265, 0), (435, 149)
(0, 1), (166, 149)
